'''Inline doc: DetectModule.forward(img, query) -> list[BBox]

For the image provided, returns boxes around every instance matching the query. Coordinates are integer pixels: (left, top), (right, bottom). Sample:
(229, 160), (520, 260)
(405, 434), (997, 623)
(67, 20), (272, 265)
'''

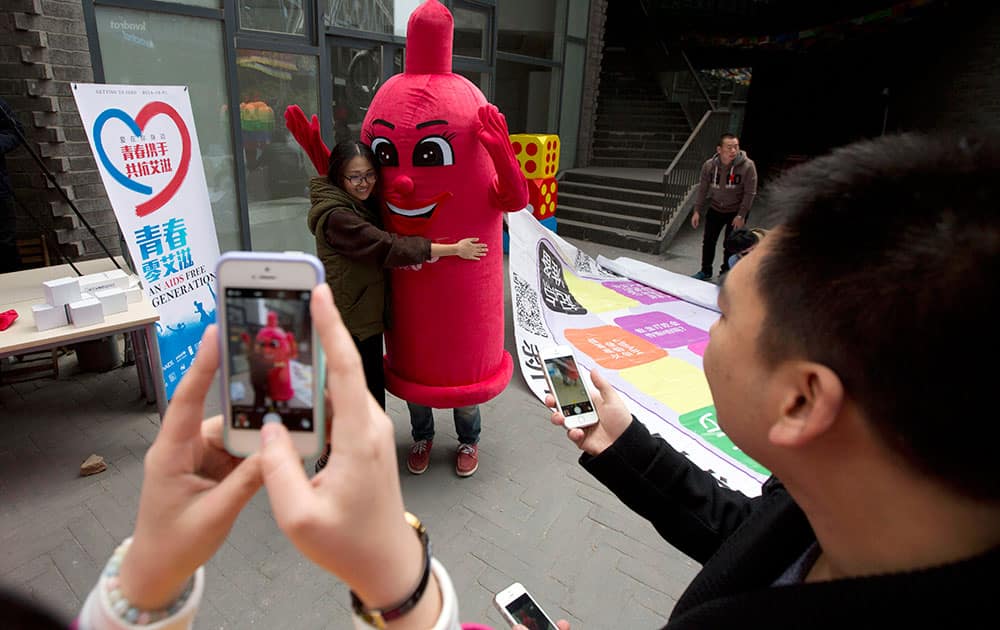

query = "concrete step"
(591, 139), (685, 153)
(596, 118), (690, 131)
(557, 180), (662, 207)
(592, 146), (682, 160)
(599, 89), (666, 99)
(591, 157), (673, 169)
(559, 179), (690, 203)
(556, 214), (661, 253)
(596, 121), (690, 134)
(594, 130), (690, 143)
(558, 204), (662, 236)
(561, 170), (662, 192)
(597, 104), (686, 115)
(597, 110), (689, 122)
(558, 192), (663, 222)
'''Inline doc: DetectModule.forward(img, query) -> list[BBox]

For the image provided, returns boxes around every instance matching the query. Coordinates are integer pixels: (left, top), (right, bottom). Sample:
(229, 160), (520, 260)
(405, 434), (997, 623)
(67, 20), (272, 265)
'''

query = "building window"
(496, 59), (559, 134)
(95, 7), (241, 251)
(325, 0), (392, 34)
(172, 0), (221, 8)
(239, 0), (306, 35)
(498, 0), (558, 60)
(330, 42), (384, 144)
(453, 5), (489, 60)
(324, 0), (425, 37)
(236, 50), (319, 252)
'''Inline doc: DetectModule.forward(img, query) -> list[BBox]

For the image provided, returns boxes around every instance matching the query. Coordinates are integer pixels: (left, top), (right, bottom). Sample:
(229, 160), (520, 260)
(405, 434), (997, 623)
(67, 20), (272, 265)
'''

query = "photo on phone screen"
(543, 354), (593, 417)
(225, 287), (313, 432)
(505, 593), (557, 630)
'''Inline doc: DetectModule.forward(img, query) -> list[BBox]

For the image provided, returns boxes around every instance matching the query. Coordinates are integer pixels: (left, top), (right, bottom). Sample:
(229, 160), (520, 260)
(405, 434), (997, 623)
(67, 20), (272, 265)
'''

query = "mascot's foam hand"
(361, 0), (515, 408)
(284, 105), (330, 176)
(478, 104), (529, 212)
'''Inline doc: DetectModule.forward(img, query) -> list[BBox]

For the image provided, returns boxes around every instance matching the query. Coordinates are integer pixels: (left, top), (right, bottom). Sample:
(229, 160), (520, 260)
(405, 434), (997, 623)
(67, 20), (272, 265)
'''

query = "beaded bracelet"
(101, 539), (195, 625)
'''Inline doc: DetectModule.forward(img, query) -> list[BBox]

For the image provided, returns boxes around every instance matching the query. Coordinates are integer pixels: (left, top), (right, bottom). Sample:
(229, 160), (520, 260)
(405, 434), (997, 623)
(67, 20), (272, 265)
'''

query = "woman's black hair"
(327, 141), (378, 188)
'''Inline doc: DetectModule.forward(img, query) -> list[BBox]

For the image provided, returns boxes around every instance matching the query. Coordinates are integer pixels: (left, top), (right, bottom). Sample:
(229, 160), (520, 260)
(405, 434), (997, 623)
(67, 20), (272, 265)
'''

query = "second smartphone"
(216, 251), (325, 458)
(494, 582), (558, 630)
(539, 345), (598, 429)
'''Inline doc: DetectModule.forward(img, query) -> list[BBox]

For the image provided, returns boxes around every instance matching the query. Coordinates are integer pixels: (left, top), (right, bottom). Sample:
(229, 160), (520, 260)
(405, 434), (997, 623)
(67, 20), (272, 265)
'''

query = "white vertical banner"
(73, 83), (220, 399)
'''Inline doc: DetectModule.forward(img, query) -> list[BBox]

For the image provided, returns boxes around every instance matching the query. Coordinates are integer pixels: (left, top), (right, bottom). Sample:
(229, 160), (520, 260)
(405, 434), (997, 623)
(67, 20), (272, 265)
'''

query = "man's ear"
(768, 363), (844, 448)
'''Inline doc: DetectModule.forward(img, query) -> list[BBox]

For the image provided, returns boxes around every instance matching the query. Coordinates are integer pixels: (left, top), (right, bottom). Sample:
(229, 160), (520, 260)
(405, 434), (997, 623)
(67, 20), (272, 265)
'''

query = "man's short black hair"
(719, 133), (738, 146)
(757, 132), (999, 500)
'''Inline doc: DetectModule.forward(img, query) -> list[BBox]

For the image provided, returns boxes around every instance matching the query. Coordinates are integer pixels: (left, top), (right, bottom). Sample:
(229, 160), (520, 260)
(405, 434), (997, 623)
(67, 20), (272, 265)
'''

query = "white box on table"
(67, 297), (105, 327)
(125, 285), (143, 303)
(79, 272), (117, 294)
(104, 269), (130, 290)
(32, 303), (68, 331)
(42, 277), (81, 306)
(94, 288), (128, 315)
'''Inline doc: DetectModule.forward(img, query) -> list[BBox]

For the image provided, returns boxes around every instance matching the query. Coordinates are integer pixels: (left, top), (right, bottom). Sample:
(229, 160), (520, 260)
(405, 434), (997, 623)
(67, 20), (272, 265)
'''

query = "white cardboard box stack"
(35, 271), (141, 331)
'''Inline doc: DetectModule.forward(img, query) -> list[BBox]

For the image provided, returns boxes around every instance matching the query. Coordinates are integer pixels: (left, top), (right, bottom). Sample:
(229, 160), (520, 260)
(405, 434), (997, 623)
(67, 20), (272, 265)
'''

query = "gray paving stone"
(66, 509), (118, 565)
(26, 560), (80, 621)
(0, 513), (78, 576)
(49, 537), (102, 602)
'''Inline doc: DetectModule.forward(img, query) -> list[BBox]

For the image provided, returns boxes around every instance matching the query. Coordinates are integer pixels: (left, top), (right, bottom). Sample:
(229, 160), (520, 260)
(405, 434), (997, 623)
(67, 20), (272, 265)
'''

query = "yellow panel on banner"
(563, 274), (638, 313)
(620, 356), (714, 416)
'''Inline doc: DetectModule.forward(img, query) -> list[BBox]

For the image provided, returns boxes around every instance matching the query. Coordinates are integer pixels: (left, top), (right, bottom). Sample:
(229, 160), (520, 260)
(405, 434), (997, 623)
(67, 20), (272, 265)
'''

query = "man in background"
(690, 133), (757, 281)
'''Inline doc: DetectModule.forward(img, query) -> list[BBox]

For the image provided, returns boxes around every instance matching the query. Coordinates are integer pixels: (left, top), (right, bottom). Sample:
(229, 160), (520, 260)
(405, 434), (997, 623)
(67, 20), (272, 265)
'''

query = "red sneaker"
(407, 439), (432, 475)
(455, 443), (479, 477)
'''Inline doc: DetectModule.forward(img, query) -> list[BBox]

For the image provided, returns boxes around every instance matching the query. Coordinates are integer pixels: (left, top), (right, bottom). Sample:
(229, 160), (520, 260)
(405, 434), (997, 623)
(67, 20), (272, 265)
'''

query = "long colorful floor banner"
(508, 210), (768, 497)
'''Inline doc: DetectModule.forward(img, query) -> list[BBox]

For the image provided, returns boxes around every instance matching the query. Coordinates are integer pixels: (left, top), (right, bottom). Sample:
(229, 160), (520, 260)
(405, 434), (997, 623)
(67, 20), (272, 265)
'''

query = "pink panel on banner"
(688, 338), (709, 356)
(601, 280), (676, 305)
(614, 312), (708, 349)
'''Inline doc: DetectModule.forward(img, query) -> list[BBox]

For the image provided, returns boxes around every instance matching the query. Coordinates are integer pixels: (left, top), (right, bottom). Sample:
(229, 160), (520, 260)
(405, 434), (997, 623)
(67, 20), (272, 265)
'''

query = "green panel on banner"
(679, 406), (770, 476)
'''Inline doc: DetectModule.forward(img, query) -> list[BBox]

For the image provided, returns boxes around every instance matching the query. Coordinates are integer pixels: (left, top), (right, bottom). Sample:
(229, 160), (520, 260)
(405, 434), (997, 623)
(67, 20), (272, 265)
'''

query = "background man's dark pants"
(0, 196), (18, 273)
(700, 207), (739, 276)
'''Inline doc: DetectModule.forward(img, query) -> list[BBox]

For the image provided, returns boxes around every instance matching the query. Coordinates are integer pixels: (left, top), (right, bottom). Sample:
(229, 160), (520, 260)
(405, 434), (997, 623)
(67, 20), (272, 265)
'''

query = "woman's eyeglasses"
(344, 172), (377, 186)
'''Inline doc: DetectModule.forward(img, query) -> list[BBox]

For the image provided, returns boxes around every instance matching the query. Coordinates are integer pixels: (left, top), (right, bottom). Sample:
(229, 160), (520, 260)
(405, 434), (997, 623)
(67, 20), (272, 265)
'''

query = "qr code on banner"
(513, 272), (549, 337)
(575, 250), (621, 279)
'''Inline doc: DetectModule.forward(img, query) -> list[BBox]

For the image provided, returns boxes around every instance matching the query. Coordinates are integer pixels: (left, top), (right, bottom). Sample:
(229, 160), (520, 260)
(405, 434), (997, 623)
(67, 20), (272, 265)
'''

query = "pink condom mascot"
(363, 0), (528, 407)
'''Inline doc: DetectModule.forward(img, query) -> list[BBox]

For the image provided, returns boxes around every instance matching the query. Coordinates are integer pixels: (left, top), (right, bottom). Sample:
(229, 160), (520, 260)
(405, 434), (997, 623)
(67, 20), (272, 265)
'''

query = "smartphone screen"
(224, 287), (314, 432)
(505, 593), (557, 630)
(543, 354), (593, 418)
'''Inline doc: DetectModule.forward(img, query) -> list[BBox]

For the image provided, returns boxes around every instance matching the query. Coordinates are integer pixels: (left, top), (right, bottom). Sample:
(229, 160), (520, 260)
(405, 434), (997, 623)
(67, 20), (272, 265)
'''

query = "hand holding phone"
(539, 346), (597, 429)
(217, 252), (325, 458)
(494, 582), (559, 630)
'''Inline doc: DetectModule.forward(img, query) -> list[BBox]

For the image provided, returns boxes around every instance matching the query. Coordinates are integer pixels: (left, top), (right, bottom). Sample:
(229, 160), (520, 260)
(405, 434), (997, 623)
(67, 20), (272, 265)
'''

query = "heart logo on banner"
(93, 101), (191, 217)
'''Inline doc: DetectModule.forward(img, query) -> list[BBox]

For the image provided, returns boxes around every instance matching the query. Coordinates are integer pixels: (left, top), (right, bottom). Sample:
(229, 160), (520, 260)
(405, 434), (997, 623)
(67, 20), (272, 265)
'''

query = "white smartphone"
(216, 251), (325, 458)
(493, 582), (558, 630)
(539, 345), (598, 429)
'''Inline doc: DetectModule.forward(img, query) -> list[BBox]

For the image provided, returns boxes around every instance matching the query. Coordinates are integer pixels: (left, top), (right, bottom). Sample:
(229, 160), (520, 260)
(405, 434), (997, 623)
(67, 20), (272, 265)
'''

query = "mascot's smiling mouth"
(387, 201), (437, 219)
(384, 191), (453, 222)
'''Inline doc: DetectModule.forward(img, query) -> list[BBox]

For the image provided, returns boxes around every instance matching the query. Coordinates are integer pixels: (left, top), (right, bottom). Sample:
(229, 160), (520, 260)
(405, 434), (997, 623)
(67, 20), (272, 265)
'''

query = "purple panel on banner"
(614, 312), (708, 349)
(688, 338), (709, 357)
(601, 280), (676, 305)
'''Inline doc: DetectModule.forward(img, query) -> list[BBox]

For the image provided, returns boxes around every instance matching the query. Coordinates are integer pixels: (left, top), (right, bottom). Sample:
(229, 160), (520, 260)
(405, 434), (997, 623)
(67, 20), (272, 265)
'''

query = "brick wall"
(576, 0), (607, 168)
(1, 0), (119, 261)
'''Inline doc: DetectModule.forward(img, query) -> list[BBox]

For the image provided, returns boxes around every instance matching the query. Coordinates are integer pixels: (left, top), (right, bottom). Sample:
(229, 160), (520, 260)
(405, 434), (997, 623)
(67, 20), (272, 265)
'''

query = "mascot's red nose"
(390, 175), (415, 197)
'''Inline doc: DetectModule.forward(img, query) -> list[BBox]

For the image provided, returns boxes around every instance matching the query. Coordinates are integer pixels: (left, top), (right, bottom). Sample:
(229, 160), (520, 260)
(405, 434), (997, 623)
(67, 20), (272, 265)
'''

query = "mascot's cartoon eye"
(413, 136), (455, 167)
(371, 137), (399, 167)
